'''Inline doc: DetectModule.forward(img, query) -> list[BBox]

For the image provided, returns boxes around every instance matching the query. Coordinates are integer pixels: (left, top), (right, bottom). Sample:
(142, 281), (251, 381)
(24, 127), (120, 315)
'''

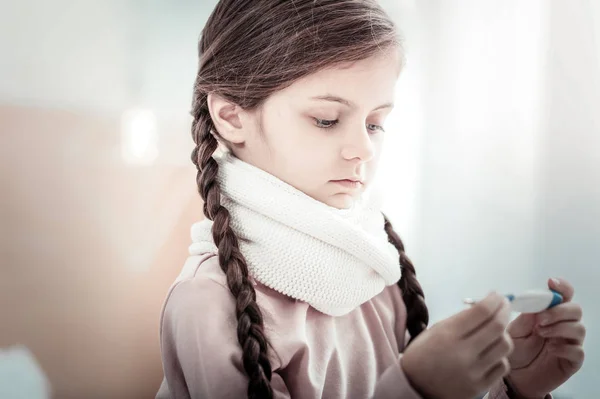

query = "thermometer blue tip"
(549, 289), (563, 308)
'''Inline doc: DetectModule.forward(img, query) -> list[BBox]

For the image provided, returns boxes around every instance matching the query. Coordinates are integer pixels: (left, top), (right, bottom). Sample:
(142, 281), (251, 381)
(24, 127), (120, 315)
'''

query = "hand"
(401, 292), (514, 399)
(506, 278), (586, 398)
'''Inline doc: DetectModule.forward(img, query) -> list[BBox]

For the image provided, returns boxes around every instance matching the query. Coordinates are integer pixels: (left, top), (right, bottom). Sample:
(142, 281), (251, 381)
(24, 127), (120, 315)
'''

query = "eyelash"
(314, 118), (385, 133)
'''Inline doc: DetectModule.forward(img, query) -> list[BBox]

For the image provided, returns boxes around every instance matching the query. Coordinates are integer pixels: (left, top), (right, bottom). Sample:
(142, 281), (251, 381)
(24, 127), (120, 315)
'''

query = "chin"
(325, 194), (356, 210)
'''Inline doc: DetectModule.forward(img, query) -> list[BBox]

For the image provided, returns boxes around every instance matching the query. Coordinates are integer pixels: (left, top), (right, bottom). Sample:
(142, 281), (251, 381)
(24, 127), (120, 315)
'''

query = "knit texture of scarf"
(188, 151), (401, 316)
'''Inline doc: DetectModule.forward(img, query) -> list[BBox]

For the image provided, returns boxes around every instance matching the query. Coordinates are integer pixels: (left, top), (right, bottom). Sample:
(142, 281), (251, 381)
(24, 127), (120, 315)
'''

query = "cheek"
(275, 125), (331, 166)
(367, 138), (384, 174)
(365, 160), (380, 183)
(267, 131), (326, 183)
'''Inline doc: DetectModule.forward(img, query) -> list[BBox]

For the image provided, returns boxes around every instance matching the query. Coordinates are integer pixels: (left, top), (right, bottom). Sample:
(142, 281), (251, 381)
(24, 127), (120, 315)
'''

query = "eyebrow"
(310, 94), (394, 111)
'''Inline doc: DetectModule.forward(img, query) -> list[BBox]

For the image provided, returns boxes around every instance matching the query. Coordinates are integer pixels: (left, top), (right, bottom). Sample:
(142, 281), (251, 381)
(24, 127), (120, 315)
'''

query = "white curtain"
(381, 1), (600, 397)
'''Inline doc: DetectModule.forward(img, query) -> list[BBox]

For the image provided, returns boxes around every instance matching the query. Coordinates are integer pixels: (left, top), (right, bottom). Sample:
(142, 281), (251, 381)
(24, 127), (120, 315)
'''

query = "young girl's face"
(227, 50), (401, 209)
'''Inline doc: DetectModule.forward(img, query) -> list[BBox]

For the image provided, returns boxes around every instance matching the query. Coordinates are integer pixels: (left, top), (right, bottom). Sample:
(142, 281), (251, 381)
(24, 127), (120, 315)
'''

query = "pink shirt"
(156, 253), (515, 398)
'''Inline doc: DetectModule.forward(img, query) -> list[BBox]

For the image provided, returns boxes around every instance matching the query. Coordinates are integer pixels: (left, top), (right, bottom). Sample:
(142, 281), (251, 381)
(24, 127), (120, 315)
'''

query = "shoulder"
(161, 254), (234, 329)
(160, 253), (308, 368)
(164, 253), (298, 316)
(167, 252), (306, 314)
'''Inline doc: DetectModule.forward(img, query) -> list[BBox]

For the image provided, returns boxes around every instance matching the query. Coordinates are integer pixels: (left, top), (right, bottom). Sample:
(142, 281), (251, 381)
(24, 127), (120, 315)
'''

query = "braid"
(191, 91), (274, 399)
(383, 214), (429, 346)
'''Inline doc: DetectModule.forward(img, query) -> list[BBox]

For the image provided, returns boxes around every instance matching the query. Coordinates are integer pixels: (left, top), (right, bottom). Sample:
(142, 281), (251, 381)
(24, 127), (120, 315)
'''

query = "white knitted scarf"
(188, 151), (401, 316)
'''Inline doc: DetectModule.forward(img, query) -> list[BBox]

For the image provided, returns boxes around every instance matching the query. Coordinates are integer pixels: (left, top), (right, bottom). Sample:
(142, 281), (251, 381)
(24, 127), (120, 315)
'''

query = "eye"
(314, 118), (339, 129)
(367, 124), (385, 133)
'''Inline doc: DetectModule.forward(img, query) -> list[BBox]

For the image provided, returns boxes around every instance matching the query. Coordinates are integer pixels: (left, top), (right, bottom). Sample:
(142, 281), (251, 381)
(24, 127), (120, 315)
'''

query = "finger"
(547, 343), (585, 366)
(537, 302), (583, 327)
(548, 277), (574, 302)
(453, 292), (508, 338)
(537, 321), (586, 344)
(482, 357), (511, 387)
(478, 332), (514, 368)
(470, 301), (511, 351)
(547, 337), (578, 347)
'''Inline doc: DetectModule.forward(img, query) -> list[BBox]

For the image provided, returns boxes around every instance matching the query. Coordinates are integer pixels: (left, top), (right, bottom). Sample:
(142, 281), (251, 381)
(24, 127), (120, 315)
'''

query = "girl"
(156, 1), (586, 398)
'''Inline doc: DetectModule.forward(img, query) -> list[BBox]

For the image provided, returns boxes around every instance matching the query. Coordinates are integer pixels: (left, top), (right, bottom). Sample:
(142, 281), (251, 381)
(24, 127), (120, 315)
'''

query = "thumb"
(548, 277), (574, 302)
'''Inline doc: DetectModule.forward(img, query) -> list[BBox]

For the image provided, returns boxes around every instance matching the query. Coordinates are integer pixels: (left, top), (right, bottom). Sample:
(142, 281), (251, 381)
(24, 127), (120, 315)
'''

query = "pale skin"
(207, 50), (402, 210)
(206, 51), (586, 398)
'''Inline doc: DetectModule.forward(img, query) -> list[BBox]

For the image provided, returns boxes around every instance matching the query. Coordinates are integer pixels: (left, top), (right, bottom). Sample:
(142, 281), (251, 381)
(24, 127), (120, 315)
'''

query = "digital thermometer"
(463, 289), (563, 313)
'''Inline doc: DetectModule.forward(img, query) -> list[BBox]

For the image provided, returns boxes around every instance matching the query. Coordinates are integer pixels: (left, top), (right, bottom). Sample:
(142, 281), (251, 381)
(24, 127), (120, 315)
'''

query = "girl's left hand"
(504, 278), (586, 398)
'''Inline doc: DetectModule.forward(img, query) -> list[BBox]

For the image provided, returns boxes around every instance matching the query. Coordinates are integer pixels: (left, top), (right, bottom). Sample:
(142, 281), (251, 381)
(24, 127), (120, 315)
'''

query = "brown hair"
(190, 1), (428, 397)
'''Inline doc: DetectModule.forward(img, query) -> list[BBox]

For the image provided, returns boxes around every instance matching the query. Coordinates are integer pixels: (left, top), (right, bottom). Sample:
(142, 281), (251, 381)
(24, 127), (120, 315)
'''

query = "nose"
(340, 126), (375, 162)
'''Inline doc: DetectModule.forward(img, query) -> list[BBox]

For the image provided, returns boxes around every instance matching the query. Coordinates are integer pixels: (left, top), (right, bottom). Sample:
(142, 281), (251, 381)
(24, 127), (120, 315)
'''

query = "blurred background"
(1, 0), (598, 398)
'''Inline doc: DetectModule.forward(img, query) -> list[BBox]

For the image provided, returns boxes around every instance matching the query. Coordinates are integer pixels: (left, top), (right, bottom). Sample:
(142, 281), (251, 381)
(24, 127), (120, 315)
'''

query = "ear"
(206, 93), (247, 144)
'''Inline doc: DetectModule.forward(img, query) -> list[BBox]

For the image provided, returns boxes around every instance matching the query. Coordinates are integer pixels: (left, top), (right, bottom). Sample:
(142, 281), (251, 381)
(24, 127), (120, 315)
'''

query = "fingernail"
(551, 278), (560, 286)
(463, 298), (476, 305)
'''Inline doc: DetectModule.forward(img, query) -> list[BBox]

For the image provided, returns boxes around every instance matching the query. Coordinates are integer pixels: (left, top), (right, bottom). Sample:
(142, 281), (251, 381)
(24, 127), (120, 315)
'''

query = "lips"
(332, 177), (363, 183)
(333, 179), (362, 183)
(330, 179), (364, 189)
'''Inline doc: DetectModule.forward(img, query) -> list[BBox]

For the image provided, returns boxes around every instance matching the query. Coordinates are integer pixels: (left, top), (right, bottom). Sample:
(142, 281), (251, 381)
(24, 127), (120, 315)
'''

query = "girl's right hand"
(401, 292), (514, 399)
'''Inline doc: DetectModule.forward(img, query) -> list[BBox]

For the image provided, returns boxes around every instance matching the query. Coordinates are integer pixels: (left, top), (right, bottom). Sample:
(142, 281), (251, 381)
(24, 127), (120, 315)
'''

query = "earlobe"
(206, 92), (247, 144)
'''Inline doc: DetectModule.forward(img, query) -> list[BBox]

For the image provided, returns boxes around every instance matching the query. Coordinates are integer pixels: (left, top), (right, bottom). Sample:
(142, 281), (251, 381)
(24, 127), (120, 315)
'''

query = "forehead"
(274, 50), (402, 110)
